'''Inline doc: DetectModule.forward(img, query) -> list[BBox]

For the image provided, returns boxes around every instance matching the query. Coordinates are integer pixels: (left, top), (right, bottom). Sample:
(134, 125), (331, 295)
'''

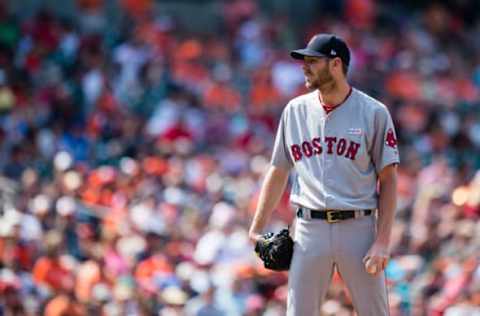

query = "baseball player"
(249, 33), (399, 316)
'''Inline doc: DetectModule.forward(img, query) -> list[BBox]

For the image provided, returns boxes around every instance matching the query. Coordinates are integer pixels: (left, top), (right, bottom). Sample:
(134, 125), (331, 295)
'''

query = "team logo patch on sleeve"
(385, 128), (397, 148)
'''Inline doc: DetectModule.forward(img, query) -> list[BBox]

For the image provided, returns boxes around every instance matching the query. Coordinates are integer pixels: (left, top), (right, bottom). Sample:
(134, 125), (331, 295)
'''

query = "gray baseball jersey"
(272, 87), (399, 316)
(271, 87), (400, 210)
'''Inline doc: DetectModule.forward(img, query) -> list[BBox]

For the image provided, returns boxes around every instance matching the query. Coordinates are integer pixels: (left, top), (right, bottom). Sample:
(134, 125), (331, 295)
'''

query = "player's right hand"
(364, 257), (379, 274)
(363, 242), (390, 276)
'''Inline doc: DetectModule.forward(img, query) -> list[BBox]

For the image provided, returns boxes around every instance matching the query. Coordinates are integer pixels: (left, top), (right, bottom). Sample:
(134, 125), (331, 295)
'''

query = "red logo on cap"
(385, 128), (397, 148)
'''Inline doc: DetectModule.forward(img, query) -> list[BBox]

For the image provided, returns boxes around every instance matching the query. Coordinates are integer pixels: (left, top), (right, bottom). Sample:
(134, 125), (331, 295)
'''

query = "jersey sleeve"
(371, 106), (400, 174)
(271, 110), (294, 170)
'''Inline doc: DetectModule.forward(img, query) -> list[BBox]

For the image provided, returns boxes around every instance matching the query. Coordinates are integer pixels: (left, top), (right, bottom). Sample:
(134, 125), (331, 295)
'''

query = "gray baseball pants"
(287, 213), (389, 316)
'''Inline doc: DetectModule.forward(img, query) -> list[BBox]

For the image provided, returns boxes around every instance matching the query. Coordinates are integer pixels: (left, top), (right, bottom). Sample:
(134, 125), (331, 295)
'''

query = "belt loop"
(304, 208), (312, 221)
(304, 208), (312, 220)
(354, 209), (372, 218)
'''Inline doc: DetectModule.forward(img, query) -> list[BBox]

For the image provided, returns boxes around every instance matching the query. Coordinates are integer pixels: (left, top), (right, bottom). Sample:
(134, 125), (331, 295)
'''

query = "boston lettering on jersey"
(290, 136), (360, 161)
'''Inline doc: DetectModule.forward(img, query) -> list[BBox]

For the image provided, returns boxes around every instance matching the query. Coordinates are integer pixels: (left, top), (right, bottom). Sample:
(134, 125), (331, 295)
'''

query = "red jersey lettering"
(302, 141), (313, 157)
(291, 144), (302, 161)
(324, 137), (337, 154)
(345, 141), (360, 160)
(312, 137), (322, 154)
(337, 138), (347, 155)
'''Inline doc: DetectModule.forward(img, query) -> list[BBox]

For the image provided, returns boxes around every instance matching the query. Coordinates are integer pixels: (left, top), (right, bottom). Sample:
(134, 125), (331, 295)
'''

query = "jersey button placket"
(323, 119), (330, 208)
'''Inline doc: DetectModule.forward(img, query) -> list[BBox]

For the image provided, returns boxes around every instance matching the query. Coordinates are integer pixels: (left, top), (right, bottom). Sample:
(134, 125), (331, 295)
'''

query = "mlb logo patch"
(347, 128), (362, 135)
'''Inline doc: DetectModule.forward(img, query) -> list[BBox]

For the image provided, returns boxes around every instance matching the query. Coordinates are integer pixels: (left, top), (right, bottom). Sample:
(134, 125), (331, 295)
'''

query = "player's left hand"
(363, 242), (390, 276)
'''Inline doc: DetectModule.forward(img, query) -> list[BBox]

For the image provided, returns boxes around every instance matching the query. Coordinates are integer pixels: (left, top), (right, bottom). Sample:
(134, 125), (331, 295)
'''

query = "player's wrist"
(373, 236), (390, 248)
(248, 230), (263, 242)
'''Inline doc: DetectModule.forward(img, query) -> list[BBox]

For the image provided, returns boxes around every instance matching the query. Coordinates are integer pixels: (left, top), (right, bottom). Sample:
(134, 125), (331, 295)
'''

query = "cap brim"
(290, 48), (327, 60)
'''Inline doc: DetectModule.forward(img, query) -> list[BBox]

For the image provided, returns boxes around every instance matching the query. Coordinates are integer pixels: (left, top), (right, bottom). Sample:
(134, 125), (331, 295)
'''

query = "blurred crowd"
(0, 0), (479, 315)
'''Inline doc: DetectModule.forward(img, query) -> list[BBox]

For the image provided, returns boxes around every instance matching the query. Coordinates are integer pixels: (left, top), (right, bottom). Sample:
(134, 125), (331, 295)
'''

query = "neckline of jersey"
(317, 87), (353, 115)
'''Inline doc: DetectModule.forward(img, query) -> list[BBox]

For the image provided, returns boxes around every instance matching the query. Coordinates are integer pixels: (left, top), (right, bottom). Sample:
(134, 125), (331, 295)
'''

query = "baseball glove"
(254, 228), (294, 271)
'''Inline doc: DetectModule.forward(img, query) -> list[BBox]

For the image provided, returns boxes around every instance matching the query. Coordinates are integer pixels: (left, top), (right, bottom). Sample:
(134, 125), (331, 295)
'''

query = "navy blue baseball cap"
(290, 33), (350, 66)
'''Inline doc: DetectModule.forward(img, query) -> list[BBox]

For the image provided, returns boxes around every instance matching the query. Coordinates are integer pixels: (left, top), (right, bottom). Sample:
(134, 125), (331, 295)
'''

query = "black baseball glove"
(254, 228), (294, 271)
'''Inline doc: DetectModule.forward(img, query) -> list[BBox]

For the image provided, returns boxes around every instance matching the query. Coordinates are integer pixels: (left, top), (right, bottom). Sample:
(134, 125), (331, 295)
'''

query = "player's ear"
(334, 57), (343, 70)
(328, 57), (339, 73)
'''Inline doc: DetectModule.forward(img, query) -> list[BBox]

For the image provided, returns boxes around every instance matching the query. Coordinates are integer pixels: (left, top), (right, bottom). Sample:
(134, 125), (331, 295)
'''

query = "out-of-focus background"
(0, 0), (479, 315)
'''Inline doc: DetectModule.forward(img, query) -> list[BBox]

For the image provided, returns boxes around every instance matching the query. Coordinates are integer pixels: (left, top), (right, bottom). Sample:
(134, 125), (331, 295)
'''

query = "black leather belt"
(296, 208), (372, 223)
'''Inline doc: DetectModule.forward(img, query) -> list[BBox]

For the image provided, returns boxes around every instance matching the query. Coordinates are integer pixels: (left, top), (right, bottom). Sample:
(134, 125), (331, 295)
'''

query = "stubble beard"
(305, 67), (336, 93)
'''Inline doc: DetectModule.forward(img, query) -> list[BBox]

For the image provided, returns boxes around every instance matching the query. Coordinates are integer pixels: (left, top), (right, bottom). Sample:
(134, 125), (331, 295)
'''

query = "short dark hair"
(341, 62), (348, 76)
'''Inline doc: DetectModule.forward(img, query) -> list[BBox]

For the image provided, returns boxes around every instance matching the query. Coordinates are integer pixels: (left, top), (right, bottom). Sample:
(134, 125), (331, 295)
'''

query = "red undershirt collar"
(321, 87), (352, 114)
